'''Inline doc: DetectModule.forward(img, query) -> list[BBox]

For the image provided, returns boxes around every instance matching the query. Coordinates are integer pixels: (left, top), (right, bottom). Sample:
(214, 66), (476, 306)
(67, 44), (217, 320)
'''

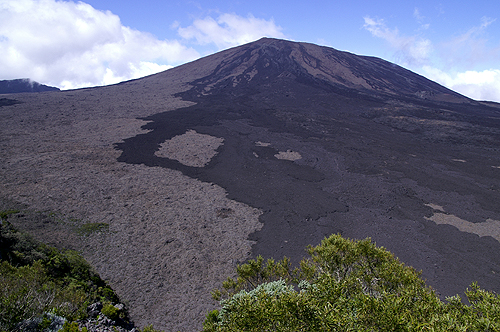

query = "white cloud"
(413, 8), (430, 30)
(0, 0), (199, 89)
(440, 16), (498, 67)
(422, 66), (500, 102)
(363, 16), (432, 66)
(177, 13), (286, 49)
(0, 1), (287, 89)
(364, 14), (500, 102)
(413, 8), (423, 21)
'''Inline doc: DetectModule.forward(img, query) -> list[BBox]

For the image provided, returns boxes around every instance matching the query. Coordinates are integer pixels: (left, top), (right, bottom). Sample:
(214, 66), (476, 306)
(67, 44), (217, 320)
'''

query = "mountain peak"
(179, 38), (468, 103)
(0, 78), (60, 94)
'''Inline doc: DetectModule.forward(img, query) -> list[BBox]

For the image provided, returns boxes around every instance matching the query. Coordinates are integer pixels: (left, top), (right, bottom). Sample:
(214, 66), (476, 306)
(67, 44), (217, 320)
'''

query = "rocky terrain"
(0, 78), (60, 93)
(1, 38), (500, 331)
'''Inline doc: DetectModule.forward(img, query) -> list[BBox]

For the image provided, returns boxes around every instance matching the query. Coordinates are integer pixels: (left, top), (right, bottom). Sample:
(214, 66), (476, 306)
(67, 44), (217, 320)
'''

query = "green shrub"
(204, 234), (500, 331)
(0, 209), (20, 220)
(0, 259), (90, 330)
(101, 303), (120, 320)
(0, 221), (44, 266)
(0, 221), (123, 329)
(59, 321), (88, 332)
(0, 260), (51, 330)
(141, 324), (165, 332)
(76, 222), (109, 236)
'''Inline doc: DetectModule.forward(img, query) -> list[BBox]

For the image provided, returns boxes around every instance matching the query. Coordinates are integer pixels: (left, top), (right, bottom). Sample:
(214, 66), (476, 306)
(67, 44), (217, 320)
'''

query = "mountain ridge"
(0, 78), (60, 93)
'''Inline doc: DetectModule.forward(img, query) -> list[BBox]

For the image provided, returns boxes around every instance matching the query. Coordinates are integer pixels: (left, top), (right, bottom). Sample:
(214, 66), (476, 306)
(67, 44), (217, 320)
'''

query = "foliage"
(141, 325), (164, 332)
(14, 312), (67, 332)
(204, 233), (500, 331)
(0, 217), (121, 331)
(59, 321), (88, 332)
(0, 259), (87, 331)
(75, 222), (109, 236)
(0, 210), (20, 220)
(101, 303), (120, 320)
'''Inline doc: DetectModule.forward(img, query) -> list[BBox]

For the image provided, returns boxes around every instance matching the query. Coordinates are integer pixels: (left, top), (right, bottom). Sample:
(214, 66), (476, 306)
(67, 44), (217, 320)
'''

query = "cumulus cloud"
(0, 1), (287, 89)
(363, 16), (432, 66)
(177, 13), (286, 49)
(422, 66), (500, 102)
(0, 0), (199, 89)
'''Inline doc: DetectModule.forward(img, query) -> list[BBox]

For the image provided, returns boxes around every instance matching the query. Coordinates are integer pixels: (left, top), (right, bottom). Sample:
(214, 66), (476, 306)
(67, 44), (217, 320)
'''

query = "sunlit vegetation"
(75, 222), (109, 236)
(204, 234), (500, 331)
(0, 213), (119, 331)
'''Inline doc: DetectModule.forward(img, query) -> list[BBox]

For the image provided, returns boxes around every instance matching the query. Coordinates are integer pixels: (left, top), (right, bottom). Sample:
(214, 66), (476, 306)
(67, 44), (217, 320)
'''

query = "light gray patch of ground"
(254, 141), (302, 161)
(274, 149), (302, 161)
(424, 203), (445, 212)
(425, 203), (500, 242)
(155, 130), (224, 167)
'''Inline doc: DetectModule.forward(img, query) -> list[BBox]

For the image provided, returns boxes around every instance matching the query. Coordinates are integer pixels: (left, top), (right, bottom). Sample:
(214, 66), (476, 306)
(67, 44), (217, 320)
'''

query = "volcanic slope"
(2, 38), (500, 330)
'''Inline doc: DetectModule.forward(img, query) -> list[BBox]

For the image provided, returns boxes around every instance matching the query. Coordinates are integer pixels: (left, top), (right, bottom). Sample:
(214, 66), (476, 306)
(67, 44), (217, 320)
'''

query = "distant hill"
(0, 78), (60, 93)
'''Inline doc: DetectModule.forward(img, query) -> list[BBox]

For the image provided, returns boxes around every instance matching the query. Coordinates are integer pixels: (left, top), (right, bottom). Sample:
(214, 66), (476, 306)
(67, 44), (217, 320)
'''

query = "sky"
(1, 0), (499, 102)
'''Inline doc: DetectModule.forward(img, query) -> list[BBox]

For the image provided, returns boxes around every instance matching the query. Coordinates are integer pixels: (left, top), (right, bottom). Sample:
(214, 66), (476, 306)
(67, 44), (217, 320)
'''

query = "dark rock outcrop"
(79, 302), (136, 332)
(0, 78), (59, 93)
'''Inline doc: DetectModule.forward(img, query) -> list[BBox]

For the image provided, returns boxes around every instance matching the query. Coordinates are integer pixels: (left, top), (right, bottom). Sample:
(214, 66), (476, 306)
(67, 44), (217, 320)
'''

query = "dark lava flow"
(116, 40), (500, 298)
(115, 94), (350, 263)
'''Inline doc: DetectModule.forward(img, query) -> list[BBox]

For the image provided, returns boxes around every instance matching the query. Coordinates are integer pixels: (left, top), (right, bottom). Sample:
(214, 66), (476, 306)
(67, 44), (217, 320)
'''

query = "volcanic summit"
(1, 38), (500, 331)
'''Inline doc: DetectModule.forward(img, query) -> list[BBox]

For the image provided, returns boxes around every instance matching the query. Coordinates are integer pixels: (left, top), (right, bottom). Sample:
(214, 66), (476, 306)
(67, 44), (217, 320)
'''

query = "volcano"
(1, 38), (500, 330)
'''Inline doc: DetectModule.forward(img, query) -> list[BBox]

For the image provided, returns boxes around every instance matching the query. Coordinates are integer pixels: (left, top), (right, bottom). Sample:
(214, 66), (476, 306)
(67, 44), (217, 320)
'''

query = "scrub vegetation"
(0, 212), (120, 331)
(75, 222), (109, 236)
(203, 234), (500, 331)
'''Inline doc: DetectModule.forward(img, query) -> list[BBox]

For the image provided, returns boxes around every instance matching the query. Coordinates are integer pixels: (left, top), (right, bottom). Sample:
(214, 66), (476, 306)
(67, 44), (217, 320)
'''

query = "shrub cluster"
(0, 213), (120, 331)
(75, 222), (109, 236)
(204, 234), (500, 331)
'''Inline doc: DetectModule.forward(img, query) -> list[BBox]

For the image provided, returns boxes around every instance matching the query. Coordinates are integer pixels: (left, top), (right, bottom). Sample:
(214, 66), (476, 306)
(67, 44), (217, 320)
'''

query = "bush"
(141, 324), (164, 332)
(0, 259), (89, 330)
(15, 312), (67, 332)
(76, 222), (109, 236)
(0, 209), (20, 220)
(0, 220), (124, 330)
(204, 234), (500, 331)
(59, 321), (88, 332)
(101, 303), (120, 320)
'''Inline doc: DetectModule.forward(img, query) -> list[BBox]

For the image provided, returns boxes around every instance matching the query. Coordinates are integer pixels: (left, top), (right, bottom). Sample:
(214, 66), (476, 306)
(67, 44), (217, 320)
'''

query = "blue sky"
(1, 0), (499, 101)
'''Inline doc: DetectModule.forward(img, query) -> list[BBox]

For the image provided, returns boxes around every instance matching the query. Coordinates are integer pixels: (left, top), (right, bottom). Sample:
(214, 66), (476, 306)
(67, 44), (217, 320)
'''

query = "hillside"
(1, 38), (500, 331)
(0, 79), (60, 93)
